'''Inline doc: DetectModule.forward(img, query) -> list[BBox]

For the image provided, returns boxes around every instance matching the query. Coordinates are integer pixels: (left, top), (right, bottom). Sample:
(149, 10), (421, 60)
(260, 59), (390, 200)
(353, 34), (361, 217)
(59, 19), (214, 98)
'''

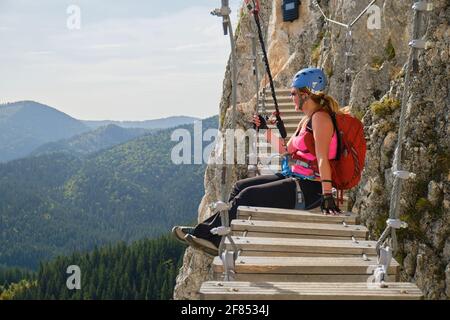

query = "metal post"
(209, 202), (239, 281)
(245, 33), (260, 110)
(341, 28), (354, 106)
(211, 0), (238, 202)
(246, 32), (260, 177)
(386, 0), (431, 254)
(312, 0), (378, 106)
(374, 1), (432, 283)
(211, 1), (239, 281)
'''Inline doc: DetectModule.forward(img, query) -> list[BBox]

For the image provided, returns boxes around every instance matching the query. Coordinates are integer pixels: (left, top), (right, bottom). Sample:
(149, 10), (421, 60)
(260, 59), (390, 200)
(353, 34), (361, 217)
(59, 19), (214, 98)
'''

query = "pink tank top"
(291, 124), (338, 177)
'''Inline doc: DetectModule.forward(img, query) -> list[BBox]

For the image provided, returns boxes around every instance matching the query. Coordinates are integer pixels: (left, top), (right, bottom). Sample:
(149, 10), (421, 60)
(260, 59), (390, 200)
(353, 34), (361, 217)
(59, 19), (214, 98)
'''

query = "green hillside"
(0, 116), (218, 269)
(31, 124), (150, 156)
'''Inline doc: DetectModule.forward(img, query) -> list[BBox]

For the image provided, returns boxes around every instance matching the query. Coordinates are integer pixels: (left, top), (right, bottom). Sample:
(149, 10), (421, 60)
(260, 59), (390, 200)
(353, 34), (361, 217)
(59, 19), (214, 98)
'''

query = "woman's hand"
(320, 193), (342, 215)
(252, 114), (269, 129)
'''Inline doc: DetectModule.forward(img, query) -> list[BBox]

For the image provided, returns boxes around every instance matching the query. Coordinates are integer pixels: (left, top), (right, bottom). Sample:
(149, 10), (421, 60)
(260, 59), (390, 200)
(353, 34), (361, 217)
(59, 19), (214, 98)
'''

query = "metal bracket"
(392, 170), (416, 180)
(210, 201), (239, 281)
(211, 226), (231, 236)
(373, 246), (393, 286)
(247, 164), (258, 178)
(344, 68), (355, 75)
(211, 0), (232, 35)
(412, 1), (434, 12)
(221, 251), (236, 281)
(210, 2), (231, 17)
(209, 201), (231, 213)
(409, 39), (432, 50)
(386, 219), (408, 229)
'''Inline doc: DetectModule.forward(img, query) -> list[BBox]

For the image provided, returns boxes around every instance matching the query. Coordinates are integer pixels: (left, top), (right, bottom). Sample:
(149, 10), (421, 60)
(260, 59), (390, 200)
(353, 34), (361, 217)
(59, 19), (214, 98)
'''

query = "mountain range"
(0, 101), (199, 163)
(82, 116), (199, 130)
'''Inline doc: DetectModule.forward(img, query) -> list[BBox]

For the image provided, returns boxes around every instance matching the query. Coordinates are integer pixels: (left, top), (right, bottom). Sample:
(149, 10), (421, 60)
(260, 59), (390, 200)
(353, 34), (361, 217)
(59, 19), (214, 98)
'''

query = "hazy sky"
(0, 0), (241, 120)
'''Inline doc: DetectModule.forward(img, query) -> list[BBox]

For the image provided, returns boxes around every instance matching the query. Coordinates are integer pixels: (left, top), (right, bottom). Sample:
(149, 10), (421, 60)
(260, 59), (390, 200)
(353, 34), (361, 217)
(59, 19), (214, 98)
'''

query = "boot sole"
(171, 226), (190, 245)
(185, 235), (219, 256)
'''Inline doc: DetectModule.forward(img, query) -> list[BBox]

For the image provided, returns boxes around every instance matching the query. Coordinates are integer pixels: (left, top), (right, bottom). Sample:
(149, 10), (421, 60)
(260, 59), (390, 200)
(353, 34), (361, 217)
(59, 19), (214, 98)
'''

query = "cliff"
(174, 0), (449, 299)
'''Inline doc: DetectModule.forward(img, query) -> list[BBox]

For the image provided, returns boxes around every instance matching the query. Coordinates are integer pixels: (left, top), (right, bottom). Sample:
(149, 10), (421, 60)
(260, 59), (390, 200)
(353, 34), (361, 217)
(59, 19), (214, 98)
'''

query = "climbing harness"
(374, 0), (433, 286)
(281, 155), (318, 181)
(312, 0), (377, 106)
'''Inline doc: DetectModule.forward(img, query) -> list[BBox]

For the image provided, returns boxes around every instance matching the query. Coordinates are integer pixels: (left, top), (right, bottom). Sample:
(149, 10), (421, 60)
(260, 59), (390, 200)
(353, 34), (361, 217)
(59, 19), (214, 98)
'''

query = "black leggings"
(192, 173), (322, 247)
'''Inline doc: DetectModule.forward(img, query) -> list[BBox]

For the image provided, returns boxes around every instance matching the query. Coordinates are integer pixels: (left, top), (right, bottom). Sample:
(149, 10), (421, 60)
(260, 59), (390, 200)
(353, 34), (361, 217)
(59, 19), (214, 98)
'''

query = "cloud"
(170, 39), (227, 52)
(25, 50), (55, 56)
(1, 2), (241, 120)
(89, 44), (128, 50)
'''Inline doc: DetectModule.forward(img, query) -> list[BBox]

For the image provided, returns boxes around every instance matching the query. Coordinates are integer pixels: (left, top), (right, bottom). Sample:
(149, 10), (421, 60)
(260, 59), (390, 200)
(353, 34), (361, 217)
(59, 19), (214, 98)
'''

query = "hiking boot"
(184, 234), (219, 256)
(171, 226), (194, 245)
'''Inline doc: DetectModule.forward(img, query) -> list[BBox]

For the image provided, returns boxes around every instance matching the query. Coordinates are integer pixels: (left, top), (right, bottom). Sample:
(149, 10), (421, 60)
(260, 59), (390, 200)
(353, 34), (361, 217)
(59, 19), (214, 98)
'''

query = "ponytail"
(296, 88), (349, 128)
(310, 92), (344, 115)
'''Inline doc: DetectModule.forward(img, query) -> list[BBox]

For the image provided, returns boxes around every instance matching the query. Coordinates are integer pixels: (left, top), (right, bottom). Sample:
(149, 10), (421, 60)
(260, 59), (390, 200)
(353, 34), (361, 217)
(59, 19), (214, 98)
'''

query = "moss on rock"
(370, 98), (401, 117)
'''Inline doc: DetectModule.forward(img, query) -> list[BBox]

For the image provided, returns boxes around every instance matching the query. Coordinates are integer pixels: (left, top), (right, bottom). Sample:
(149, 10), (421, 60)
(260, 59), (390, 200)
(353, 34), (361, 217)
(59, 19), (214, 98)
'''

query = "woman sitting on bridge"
(173, 67), (343, 256)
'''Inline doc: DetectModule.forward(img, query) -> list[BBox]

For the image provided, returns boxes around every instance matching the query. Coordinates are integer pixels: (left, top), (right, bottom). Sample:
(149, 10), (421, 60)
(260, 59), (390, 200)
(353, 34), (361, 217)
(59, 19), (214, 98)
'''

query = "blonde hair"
(296, 88), (349, 127)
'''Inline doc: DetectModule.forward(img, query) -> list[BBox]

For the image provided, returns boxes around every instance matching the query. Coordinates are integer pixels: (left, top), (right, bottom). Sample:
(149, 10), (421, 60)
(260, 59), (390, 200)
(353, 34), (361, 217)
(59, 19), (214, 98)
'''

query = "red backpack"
(299, 110), (367, 193)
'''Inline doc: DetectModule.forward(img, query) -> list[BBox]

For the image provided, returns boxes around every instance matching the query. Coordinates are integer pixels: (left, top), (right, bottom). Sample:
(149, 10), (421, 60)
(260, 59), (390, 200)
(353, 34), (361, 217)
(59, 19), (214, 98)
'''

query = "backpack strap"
(330, 112), (342, 161)
(337, 189), (344, 206)
(307, 110), (342, 160)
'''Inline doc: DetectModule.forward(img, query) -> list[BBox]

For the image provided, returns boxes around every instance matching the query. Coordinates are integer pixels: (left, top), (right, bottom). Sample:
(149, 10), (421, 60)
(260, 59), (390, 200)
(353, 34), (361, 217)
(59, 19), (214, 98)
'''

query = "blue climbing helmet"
(291, 67), (327, 92)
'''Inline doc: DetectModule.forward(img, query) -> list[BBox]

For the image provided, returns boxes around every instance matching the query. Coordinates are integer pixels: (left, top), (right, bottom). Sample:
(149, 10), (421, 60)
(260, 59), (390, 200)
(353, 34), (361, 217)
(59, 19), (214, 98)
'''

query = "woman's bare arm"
(311, 112), (334, 194)
(264, 129), (287, 154)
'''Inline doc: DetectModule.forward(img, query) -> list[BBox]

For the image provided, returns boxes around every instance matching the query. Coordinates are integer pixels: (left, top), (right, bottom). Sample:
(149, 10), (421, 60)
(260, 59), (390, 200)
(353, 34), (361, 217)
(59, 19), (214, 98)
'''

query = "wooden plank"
(212, 256), (399, 275)
(239, 251), (373, 258)
(266, 89), (291, 96)
(264, 115), (301, 122)
(265, 93), (292, 100)
(262, 109), (301, 117)
(264, 103), (296, 110)
(258, 168), (282, 176)
(268, 123), (299, 130)
(213, 273), (398, 283)
(237, 206), (359, 225)
(200, 281), (423, 300)
(233, 231), (363, 240)
(261, 98), (292, 104)
(225, 237), (376, 256)
(258, 155), (283, 165)
(231, 220), (368, 239)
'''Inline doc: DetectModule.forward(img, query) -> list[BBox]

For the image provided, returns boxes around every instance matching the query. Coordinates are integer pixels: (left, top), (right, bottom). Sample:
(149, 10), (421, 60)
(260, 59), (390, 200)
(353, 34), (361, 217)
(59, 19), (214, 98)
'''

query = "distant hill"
(0, 101), (90, 163)
(0, 116), (218, 269)
(31, 124), (150, 156)
(82, 116), (200, 130)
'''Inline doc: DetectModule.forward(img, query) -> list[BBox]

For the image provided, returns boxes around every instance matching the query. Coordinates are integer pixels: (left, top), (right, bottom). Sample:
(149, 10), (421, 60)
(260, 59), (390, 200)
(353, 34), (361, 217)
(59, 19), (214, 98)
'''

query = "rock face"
(174, 0), (449, 299)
